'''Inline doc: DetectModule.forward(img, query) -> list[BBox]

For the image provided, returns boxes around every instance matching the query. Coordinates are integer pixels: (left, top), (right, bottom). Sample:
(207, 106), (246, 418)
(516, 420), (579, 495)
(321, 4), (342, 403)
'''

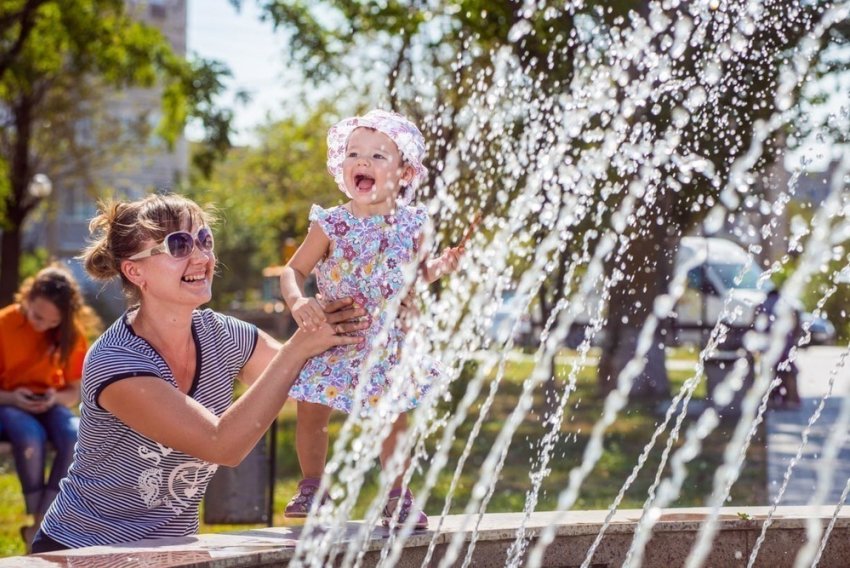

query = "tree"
(0, 0), (234, 305)
(185, 104), (342, 310)
(250, 0), (846, 403)
(0, 0), (47, 79)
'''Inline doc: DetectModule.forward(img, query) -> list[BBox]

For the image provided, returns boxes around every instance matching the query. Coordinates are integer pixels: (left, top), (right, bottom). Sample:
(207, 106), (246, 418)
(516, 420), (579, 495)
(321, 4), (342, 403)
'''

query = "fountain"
(5, 0), (850, 566)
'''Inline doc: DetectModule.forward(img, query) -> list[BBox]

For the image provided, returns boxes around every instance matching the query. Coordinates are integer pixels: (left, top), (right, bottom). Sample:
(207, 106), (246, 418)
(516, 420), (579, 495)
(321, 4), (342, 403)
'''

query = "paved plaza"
(766, 345), (850, 506)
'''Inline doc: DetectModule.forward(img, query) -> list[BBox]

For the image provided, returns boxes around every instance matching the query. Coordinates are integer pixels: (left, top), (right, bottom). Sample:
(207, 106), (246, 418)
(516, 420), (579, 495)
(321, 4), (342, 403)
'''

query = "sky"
(186, 0), (845, 170)
(186, 0), (294, 146)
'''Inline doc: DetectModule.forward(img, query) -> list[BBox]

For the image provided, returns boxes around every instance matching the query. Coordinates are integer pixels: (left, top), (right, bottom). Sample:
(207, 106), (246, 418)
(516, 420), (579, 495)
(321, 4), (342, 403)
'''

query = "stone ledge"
(3, 506), (849, 567)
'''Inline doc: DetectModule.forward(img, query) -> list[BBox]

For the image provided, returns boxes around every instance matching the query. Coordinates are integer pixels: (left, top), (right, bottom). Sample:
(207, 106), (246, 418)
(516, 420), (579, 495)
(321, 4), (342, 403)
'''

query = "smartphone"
(25, 393), (47, 401)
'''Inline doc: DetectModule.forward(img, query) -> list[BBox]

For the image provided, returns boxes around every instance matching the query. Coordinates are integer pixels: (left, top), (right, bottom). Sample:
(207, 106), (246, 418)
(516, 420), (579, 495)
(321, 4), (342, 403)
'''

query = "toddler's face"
(343, 128), (413, 208)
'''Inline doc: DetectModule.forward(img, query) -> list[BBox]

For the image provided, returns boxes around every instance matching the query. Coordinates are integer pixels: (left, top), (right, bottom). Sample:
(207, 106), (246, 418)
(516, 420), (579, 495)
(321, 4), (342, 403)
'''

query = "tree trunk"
(0, 227), (23, 305)
(597, 207), (674, 400)
(538, 248), (570, 420)
(0, 94), (34, 306)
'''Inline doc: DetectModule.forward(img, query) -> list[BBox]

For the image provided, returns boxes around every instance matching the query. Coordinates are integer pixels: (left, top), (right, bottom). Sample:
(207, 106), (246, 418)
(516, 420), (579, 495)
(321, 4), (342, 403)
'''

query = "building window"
(150, 0), (166, 18)
(68, 186), (98, 221)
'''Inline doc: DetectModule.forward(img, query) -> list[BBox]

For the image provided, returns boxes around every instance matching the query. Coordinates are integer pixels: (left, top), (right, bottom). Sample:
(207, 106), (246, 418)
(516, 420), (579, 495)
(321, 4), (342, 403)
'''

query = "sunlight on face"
(26, 296), (62, 332)
(343, 128), (411, 206)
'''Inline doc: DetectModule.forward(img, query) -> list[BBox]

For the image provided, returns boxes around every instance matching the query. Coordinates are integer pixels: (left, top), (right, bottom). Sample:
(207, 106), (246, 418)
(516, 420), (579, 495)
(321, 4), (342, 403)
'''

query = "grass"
(0, 350), (766, 557)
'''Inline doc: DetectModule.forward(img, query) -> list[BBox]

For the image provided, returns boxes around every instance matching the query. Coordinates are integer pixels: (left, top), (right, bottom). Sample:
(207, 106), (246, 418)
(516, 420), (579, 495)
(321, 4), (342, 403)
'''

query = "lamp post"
(27, 173), (52, 199)
(27, 174), (56, 259)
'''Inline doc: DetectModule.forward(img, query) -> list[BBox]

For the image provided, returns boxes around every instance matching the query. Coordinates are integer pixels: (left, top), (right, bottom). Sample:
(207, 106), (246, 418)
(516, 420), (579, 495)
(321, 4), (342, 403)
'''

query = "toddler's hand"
(434, 246), (464, 278)
(292, 297), (327, 331)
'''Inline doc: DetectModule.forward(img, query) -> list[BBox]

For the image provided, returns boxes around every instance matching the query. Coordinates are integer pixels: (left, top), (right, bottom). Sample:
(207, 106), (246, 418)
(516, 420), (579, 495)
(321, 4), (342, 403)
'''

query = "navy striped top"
(40, 308), (258, 548)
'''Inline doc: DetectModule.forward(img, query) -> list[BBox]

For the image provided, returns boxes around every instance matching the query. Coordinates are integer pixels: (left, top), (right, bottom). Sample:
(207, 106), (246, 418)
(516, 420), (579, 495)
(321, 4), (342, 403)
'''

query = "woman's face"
(133, 221), (216, 306)
(25, 296), (62, 332)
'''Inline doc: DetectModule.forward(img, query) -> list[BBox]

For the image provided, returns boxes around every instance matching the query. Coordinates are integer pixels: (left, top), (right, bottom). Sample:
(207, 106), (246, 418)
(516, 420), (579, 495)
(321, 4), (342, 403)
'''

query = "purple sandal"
(284, 478), (326, 518)
(382, 487), (428, 530)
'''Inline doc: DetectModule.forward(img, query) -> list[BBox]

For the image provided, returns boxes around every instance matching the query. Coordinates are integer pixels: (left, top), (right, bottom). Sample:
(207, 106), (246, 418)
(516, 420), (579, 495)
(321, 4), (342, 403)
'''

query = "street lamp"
(27, 173), (56, 258)
(28, 173), (53, 198)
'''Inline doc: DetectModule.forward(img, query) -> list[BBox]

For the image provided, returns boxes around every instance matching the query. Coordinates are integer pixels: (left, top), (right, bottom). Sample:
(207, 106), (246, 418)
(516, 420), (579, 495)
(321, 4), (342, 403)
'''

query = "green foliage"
(160, 57), (237, 178)
(800, 259), (850, 344)
(0, 458), (27, 557)
(0, 0), (234, 303)
(185, 104), (342, 309)
(250, 0), (846, 397)
(771, 201), (850, 344)
(17, 247), (49, 281)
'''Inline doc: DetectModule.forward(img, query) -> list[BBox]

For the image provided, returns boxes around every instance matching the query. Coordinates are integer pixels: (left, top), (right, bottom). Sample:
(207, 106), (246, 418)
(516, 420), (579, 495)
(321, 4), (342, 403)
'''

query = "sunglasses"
(129, 227), (214, 260)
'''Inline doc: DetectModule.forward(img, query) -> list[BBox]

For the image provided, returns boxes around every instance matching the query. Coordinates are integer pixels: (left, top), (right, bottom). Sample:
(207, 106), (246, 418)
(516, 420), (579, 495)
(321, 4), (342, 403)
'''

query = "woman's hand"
(13, 387), (52, 414)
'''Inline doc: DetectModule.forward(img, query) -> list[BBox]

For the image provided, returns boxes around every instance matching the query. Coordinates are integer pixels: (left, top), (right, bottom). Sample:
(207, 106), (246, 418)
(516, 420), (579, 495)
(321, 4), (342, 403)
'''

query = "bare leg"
(23, 513), (43, 548)
(380, 413), (410, 490)
(379, 413), (427, 528)
(296, 401), (333, 479)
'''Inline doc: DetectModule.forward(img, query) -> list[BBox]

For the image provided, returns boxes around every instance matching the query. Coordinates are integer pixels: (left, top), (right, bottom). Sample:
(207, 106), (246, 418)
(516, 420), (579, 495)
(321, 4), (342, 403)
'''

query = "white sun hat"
(326, 109), (428, 204)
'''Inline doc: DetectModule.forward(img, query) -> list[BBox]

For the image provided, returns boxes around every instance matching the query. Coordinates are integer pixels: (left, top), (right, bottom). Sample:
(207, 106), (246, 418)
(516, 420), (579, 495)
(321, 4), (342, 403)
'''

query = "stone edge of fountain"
(3, 506), (850, 567)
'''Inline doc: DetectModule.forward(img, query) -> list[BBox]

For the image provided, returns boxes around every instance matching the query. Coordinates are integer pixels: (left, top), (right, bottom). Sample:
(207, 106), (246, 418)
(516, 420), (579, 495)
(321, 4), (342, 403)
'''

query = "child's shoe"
(284, 477), (325, 518)
(382, 487), (428, 530)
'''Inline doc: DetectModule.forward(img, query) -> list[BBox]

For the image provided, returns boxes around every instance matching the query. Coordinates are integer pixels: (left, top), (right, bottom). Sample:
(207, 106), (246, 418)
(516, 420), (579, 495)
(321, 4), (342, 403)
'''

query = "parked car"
(572, 236), (793, 351)
(670, 236), (801, 350)
(801, 312), (837, 346)
(488, 290), (536, 347)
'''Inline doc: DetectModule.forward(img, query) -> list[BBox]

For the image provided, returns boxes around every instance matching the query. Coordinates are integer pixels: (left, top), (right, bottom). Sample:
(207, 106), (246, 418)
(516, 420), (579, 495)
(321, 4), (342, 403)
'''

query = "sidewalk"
(766, 346), (850, 506)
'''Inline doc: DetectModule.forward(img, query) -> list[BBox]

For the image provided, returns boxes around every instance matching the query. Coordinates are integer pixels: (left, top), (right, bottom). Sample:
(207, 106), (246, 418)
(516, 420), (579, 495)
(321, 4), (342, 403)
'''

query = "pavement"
(766, 345), (850, 506)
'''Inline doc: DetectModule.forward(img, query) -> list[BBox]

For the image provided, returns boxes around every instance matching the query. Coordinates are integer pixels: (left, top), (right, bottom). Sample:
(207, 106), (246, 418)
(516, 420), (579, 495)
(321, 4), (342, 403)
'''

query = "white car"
(489, 291), (535, 347)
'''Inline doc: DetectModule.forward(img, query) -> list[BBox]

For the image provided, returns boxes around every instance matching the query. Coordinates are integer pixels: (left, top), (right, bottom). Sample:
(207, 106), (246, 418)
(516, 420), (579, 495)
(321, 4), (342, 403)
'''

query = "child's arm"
(421, 245), (464, 284)
(420, 212), (478, 283)
(280, 223), (331, 331)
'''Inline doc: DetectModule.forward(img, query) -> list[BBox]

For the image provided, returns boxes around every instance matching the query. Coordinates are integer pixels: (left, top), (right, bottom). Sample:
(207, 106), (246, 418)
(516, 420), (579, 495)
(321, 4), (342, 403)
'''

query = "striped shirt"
(40, 308), (258, 548)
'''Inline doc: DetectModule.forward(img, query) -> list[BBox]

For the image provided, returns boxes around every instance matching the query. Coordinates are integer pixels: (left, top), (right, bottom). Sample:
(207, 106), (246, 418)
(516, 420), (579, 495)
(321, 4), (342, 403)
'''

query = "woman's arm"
(99, 301), (365, 467)
(51, 382), (80, 408)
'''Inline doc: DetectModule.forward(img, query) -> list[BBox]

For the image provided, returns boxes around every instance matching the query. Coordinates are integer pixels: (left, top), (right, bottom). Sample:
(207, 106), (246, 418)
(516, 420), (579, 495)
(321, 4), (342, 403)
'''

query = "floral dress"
(289, 204), (440, 415)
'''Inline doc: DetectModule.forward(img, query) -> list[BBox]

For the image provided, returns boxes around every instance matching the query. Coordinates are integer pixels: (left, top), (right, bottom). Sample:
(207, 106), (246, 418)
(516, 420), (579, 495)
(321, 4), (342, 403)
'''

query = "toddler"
(280, 109), (462, 529)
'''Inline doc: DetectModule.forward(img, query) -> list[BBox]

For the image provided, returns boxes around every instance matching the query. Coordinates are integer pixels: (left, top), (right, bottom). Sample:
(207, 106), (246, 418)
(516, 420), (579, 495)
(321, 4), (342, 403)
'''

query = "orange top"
(0, 303), (87, 393)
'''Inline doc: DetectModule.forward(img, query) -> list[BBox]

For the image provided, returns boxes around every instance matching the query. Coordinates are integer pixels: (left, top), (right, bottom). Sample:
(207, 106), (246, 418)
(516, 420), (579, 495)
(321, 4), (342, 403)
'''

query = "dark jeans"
(31, 529), (70, 554)
(0, 404), (78, 515)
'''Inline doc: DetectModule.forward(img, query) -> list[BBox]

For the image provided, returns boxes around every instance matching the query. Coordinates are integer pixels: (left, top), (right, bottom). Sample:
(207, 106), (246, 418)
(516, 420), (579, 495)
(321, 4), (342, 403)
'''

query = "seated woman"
(0, 264), (99, 551)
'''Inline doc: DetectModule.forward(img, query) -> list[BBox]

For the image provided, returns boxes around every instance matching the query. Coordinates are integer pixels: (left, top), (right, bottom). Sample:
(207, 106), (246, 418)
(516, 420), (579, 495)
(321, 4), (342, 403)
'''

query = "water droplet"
(508, 20), (533, 43)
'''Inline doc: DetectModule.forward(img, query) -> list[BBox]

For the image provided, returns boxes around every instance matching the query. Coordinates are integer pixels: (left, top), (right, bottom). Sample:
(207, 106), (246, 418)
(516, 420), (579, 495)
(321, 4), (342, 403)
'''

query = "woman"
(32, 193), (367, 553)
(0, 264), (98, 551)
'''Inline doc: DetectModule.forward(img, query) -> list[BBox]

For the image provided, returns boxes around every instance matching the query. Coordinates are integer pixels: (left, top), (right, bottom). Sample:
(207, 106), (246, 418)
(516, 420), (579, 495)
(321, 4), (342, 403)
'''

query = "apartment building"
(30, 0), (189, 261)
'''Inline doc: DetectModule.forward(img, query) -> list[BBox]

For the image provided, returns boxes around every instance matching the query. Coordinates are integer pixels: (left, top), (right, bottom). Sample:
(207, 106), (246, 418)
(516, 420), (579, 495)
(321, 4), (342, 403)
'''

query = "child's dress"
(289, 204), (440, 415)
